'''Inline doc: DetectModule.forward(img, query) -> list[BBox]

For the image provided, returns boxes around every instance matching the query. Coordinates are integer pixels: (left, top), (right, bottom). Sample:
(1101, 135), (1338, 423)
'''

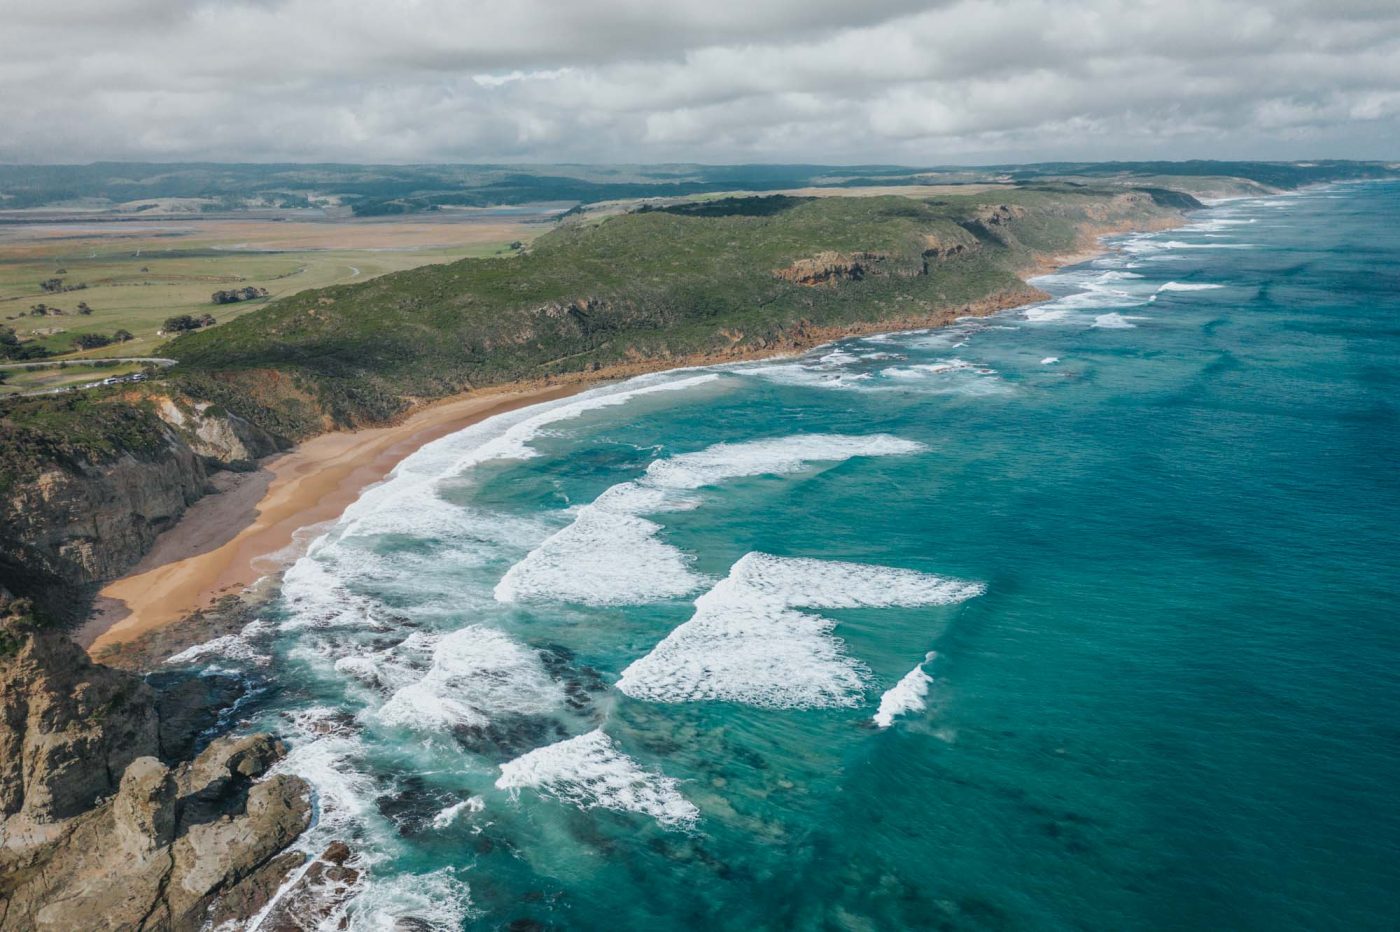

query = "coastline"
(82, 382), (587, 652)
(79, 221), (1181, 657)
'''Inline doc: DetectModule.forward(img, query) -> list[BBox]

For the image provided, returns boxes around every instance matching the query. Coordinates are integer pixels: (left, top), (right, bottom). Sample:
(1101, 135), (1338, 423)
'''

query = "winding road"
(0, 356), (176, 370)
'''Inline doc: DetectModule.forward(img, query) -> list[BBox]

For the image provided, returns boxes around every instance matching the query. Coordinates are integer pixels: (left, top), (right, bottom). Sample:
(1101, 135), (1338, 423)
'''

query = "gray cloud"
(1, 0), (1397, 163)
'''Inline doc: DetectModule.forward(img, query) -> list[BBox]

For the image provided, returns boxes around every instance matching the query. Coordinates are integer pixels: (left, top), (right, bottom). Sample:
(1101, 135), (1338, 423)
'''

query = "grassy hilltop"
(165, 185), (1186, 436)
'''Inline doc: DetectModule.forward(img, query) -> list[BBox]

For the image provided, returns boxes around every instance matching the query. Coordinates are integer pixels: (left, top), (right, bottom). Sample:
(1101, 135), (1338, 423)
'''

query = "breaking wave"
(873, 652), (937, 729)
(496, 729), (699, 828)
(375, 625), (563, 733)
(496, 434), (927, 606)
(617, 553), (983, 709)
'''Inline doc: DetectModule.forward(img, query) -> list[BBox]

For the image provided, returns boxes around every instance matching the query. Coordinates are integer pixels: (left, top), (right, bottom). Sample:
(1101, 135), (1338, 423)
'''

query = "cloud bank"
(3, 0), (1397, 163)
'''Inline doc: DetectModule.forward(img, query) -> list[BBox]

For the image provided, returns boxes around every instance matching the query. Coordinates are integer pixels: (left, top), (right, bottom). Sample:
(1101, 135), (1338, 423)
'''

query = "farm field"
(0, 210), (556, 359)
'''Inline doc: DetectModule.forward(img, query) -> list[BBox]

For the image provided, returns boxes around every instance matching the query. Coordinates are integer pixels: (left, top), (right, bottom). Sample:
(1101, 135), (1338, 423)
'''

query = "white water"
(617, 553), (984, 708)
(495, 434), (927, 606)
(497, 729), (700, 828)
(873, 652), (937, 728)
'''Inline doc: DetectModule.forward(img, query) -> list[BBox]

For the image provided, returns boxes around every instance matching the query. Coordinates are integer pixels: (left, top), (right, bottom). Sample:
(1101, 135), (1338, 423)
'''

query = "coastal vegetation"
(2, 162), (1396, 616)
(165, 185), (1186, 437)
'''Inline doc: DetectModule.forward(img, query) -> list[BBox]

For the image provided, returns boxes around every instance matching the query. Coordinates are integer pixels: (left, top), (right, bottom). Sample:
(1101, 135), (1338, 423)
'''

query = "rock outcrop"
(0, 608), (310, 931)
(0, 435), (207, 616)
(153, 396), (279, 465)
(0, 395), (278, 621)
(773, 251), (888, 286)
(0, 619), (162, 837)
(0, 734), (310, 931)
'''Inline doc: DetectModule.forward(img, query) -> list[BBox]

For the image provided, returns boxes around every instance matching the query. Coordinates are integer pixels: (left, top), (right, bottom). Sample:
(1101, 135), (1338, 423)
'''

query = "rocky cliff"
(0, 394), (279, 620)
(0, 598), (310, 931)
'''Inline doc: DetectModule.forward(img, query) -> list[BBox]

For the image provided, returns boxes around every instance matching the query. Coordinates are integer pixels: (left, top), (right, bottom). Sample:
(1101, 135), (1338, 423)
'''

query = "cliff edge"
(0, 593), (310, 931)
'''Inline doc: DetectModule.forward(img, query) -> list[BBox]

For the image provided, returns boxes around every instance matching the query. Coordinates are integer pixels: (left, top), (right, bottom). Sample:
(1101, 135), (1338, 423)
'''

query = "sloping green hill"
(167, 186), (1189, 437)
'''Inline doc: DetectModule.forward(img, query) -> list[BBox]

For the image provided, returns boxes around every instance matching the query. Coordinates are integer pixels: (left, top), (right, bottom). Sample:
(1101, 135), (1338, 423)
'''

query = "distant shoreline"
(80, 217), (1184, 657)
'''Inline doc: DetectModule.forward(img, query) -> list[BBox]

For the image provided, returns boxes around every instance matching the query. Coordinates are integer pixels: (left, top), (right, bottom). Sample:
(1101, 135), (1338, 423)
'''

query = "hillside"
(166, 185), (1190, 437)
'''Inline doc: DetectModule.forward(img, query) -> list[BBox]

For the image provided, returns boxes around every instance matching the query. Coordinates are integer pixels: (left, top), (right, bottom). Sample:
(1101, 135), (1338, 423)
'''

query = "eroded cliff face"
(0, 396), (280, 619)
(0, 626), (161, 836)
(1, 440), (207, 611)
(0, 603), (310, 931)
(153, 395), (279, 465)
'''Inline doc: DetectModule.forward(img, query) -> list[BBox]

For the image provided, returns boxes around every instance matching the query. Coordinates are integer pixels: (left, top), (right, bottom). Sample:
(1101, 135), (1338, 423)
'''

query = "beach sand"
(77, 286), (1048, 656)
(78, 227), (1154, 658)
(81, 382), (586, 653)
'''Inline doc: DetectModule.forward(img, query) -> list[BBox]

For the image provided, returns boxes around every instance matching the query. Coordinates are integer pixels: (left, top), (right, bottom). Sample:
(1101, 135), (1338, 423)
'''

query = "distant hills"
(1, 160), (1394, 216)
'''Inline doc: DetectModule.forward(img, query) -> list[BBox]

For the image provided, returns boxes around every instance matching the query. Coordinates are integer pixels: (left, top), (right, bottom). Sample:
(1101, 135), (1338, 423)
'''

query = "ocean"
(191, 181), (1400, 930)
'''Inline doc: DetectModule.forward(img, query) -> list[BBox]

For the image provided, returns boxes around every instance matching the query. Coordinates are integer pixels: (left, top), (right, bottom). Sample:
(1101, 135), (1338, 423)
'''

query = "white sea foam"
(744, 362), (873, 391)
(496, 434), (927, 606)
(430, 796), (485, 830)
(1092, 313), (1145, 329)
(495, 508), (705, 605)
(1040, 357), (1060, 365)
(165, 619), (272, 666)
(873, 652), (936, 728)
(496, 729), (699, 828)
(279, 555), (390, 632)
(1156, 281), (1225, 292)
(270, 731), (378, 836)
(344, 868), (473, 932)
(296, 370), (723, 573)
(376, 625), (562, 732)
(1155, 240), (1256, 250)
(881, 359), (975, 379)
(617, 553), (984, 709)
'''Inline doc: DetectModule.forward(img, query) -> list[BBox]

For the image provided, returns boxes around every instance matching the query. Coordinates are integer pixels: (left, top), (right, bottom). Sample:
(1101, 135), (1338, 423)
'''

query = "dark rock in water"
(150, 668), (247, 759)
(323, 839), (352, 865)
(282, 706), (358, 737)
(507, 919), (548, 932)
(394, 918), (439, 931)
(536, 642), (577, 671)
(536, 643), (609, 701)
(453, 713), (559, 759)
(375, 774), (464, 837)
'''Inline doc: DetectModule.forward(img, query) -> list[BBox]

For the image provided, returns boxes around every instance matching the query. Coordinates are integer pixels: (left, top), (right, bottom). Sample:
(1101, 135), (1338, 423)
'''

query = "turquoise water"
(207, 182), (1400, 930)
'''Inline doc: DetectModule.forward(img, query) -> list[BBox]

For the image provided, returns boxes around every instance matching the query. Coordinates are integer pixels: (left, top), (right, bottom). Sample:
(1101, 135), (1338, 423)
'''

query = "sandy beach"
(81, 382), (588, 653)
(78, 223), (1156, 659)
(76, 284), (1056, 656)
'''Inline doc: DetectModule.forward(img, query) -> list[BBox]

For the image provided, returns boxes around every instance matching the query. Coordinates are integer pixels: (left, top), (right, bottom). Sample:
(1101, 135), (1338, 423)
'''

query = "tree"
(113, 329), (134, 342)
(163, 314), (200, 333)
(76, 302), (92, 315)
(71, 333), (114, 350)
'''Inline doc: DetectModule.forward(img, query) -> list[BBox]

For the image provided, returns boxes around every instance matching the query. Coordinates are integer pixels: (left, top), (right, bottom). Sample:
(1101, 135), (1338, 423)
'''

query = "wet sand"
(82, 382), (587, 653)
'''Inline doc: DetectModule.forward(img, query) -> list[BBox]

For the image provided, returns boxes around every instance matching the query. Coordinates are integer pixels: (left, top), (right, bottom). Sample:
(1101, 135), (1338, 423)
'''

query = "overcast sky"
(2, 0), (1397, 165)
